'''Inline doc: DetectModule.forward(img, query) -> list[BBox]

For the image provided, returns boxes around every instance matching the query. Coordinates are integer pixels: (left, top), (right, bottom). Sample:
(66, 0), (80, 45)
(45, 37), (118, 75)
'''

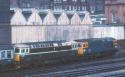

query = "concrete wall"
(92, 26), (124, 40)
(12, 26), (45, 44)
(11, 25), (90, 43)
(11, 25), (124, 44)
(44, 26), (90, 41)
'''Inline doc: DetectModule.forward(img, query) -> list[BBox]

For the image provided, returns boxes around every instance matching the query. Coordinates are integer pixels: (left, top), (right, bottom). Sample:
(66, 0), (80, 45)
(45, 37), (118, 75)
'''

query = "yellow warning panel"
(14, 54), (20, 62)
(77, 47), (84, 55)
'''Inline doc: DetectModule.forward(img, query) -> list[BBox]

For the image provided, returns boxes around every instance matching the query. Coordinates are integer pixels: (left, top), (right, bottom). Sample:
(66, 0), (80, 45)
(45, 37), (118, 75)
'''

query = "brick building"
(10, 0), (104, 14)
(105, 0), (125, 25)
(10, 0), (105, 24)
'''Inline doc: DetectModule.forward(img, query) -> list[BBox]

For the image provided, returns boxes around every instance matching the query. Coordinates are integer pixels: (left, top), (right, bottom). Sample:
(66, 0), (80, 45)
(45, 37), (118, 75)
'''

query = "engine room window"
(33, 45), (36, 48)
(46, 44), (49, 47)
(49, 44), (51, 47)
(39, 44), (41, 48)
(26, 49), (29, 53)
(40, 44), (43, 47)
(44, 44), (46, 47)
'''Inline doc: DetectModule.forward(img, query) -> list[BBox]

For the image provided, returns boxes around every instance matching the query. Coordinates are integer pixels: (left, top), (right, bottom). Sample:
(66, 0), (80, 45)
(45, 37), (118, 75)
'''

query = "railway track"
(1, 49), (125, 77)
(80, 69), (125, 77)
(24, 57), (125, 77)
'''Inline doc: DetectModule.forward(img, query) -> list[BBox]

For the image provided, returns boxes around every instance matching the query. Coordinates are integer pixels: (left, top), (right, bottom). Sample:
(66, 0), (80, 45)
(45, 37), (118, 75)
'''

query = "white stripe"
(27, 49), (74, 55)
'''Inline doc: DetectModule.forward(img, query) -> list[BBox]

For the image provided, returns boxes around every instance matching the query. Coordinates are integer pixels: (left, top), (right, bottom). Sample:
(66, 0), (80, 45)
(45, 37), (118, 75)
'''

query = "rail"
(25, 57), (125, 77)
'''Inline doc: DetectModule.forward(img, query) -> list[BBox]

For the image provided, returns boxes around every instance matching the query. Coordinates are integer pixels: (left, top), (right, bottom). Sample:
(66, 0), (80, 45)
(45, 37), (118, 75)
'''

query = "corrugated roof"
(58, 11), (70, 25)
(27, 9), (42, 25)
(11, 9), (27, 25)
(43, 10), (57, 25)
(75, 37), (114, 42)
(71, 12), (81, 25)
(81, 11), (93, 25)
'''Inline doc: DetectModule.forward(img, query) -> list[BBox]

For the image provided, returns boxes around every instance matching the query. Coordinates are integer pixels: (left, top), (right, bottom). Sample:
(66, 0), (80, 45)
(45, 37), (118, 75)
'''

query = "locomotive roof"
(24, 40), (66, 45)
(14, 44), (29, 48)
(14, 40), (68, 49)
(75, 37), (115, 42)
(14, 40), (67, 46)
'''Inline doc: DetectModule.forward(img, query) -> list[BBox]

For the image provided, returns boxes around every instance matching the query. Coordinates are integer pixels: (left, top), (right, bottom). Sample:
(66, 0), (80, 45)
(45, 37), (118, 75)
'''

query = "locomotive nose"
(77, 42), (88, 56)
(113, 40), (118, 48)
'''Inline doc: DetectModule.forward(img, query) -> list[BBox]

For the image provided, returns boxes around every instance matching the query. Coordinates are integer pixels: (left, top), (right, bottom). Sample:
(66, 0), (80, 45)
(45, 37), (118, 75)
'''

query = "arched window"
(111, 10), (118, 23)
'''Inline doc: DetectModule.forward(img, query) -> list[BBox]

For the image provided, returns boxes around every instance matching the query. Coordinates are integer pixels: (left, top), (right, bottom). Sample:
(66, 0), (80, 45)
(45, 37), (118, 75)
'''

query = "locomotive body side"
(76, 38), (118, 57)
(13, 41), (78, 68)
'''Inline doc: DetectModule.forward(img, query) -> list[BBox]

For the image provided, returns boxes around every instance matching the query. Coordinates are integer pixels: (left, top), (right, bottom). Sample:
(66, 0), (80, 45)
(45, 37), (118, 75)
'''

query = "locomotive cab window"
(72, 43), (78, 48)
(21, 48), (29, 54)
(72, 43), (78, 50)
(21, 49), (25, 53)
(15, 48), (20, 53)
(78, 43), (82, 47)
(15, 48), (28, 54)
(82, 42), (88, 48)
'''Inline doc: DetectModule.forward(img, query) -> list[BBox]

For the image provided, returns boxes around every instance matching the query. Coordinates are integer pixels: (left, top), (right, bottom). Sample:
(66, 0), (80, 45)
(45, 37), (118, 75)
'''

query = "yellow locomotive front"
(77, 42), (88, 56)
(13, 44), (30, 69)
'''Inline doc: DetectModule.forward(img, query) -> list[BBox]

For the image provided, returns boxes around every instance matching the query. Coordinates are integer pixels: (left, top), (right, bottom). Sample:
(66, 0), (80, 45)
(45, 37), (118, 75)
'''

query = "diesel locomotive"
(0, 38), (118, 70)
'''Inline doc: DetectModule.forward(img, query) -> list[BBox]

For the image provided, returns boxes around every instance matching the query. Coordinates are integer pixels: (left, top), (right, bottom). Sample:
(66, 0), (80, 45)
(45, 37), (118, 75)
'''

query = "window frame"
(1, 50), (6, 60)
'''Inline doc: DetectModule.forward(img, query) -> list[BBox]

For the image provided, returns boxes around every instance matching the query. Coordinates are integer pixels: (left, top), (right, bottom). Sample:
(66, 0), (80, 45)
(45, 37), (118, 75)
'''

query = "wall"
(11, 25), (124, 44)
(12, 26), (45, 44)
(11, 25), (90, 43)
(92, 26), (124, 40)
